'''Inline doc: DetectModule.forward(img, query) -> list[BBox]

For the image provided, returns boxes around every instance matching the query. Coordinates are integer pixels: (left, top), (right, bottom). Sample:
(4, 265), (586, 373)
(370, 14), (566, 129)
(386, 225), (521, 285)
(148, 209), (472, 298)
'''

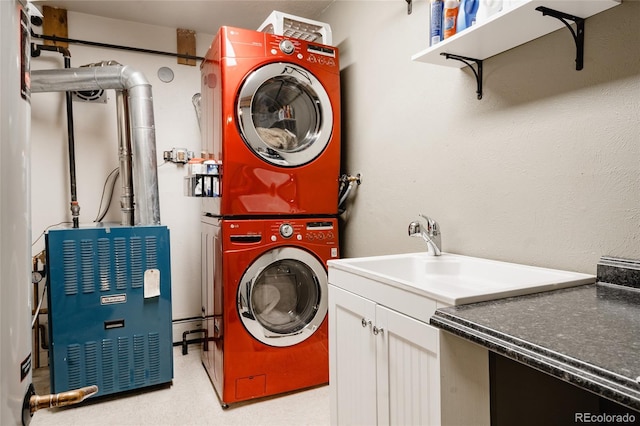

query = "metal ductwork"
(30, 63), (161, 226)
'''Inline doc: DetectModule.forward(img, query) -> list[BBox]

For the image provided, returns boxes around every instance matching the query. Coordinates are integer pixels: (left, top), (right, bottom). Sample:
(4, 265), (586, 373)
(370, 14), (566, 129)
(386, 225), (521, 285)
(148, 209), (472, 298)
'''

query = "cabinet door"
(376, 305), (441, 426)
(329, 285), (377, 425)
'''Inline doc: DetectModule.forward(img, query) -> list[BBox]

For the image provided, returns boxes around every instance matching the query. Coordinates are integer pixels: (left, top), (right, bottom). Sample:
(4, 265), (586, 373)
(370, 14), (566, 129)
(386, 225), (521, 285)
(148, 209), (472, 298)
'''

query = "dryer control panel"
(267, 35), (338, 70)
(217, 26), (339, 72)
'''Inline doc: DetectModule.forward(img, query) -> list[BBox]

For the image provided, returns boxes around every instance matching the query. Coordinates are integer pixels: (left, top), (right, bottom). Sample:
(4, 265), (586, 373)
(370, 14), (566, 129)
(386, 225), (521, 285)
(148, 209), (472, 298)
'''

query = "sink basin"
(328, 252), (595, 305)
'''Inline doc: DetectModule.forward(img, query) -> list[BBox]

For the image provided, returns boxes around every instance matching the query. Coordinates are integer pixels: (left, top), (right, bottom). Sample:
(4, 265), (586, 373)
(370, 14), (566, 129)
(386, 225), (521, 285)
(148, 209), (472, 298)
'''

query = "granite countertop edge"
(431, 308), (640, 411)
(429, 257), (640, 411)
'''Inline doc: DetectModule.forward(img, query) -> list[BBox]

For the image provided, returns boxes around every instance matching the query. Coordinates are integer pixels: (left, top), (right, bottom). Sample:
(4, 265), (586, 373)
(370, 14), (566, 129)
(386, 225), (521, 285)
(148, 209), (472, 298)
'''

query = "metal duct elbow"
(31, 64), (161, 225)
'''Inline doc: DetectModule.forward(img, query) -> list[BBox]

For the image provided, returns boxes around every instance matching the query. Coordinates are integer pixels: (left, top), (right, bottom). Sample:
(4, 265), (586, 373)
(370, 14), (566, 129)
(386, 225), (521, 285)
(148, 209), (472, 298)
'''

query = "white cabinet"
(329, 266), (490, 425)
(329, 286), (440, 425)
(329, 287), (377, 425)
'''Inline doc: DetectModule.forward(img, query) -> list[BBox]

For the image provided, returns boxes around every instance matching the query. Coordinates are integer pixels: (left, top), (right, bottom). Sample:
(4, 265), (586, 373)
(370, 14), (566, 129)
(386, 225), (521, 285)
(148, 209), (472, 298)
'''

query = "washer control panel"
(269, 220), (337, 244)
(303, 221), (335, 242)
(279, 223), (294, 238)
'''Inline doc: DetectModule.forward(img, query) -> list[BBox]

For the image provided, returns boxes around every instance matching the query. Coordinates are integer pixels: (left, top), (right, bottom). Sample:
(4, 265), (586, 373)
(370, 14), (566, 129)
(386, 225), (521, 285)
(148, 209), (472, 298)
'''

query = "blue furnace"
(46, 224), (173, 397)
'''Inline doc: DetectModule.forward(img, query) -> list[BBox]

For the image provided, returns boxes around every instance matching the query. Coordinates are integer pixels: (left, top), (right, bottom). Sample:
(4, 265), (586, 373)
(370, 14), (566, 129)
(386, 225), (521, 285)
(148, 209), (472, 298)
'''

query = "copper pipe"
(30, 385), (98, 413)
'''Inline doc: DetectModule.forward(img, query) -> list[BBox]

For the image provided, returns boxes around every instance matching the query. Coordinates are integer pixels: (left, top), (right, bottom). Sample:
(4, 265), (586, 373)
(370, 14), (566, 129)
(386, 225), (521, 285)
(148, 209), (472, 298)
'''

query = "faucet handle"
(408, 221), (421, 237)
(418, 214), (439, 236)
(410, 214), (442, 256)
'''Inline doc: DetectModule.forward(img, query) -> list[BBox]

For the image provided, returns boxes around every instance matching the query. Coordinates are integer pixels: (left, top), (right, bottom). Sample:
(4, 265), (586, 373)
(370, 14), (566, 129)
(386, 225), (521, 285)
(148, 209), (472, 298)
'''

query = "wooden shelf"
(412, 0), (621, 68)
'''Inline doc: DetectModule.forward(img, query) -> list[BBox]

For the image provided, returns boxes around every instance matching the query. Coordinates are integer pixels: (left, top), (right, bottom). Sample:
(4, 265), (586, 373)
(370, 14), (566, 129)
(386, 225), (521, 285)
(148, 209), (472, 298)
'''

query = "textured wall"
(321, 0), (640, 273)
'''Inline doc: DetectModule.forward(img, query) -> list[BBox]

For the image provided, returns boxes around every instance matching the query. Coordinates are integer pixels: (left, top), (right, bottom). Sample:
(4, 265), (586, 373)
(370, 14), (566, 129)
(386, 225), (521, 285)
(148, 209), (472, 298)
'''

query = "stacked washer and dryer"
(198, 22), (341, 407)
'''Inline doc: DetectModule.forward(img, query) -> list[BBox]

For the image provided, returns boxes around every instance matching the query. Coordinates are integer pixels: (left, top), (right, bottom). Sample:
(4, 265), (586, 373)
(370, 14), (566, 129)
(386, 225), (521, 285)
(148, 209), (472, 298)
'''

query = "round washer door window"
(237, 62), (333, 167)
(237, 247), (328, 347)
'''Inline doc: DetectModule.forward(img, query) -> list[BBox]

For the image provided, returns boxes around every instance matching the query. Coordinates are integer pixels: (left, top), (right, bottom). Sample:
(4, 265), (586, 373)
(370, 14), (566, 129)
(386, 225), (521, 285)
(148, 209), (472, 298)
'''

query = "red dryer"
(200, 26), (341, 217)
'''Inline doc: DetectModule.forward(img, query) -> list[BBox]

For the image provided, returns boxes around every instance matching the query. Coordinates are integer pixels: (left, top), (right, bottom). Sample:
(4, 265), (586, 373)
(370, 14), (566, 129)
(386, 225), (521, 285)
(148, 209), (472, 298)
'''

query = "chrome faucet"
(408, 214), (442, 256)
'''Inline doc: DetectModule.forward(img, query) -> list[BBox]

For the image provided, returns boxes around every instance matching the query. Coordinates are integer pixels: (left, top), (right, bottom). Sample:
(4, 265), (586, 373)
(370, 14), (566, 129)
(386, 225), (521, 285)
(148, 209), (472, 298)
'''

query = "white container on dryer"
(258, 10), (333, 45)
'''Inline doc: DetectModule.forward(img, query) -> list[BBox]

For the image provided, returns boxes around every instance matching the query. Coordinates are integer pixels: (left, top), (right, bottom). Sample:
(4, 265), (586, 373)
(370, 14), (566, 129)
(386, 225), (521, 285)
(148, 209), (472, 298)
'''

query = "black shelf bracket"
(441, 53), (484, 100)
(535, 6), (585, 70)
(406, 0), (412, 15)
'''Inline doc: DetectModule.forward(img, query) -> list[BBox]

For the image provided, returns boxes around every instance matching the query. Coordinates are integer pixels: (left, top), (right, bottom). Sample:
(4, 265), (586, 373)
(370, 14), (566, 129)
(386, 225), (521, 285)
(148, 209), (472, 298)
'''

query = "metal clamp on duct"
(30, 62), (161, 226)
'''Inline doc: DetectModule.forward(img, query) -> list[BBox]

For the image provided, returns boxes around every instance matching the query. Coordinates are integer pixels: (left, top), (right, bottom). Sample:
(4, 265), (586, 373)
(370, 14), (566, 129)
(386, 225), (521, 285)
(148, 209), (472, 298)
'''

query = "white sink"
(328, 252), (595, 305)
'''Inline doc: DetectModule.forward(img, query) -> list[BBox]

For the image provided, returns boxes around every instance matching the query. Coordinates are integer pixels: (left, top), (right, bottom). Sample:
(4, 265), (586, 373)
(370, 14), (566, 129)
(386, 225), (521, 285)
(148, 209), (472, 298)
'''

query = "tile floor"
(29, 346), (330, 426)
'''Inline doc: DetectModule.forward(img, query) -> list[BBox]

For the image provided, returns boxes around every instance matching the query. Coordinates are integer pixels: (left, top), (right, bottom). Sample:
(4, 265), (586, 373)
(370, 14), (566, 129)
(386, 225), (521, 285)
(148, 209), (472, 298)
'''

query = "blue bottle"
(457, 0), (479, 32)
(430, 0), (444, 46)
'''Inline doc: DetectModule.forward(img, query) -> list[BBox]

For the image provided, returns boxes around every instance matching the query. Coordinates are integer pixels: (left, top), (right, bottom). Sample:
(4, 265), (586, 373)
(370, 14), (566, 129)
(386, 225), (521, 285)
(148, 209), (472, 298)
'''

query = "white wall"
(320, 0), (640, 273)
(30, 12), (213, 346)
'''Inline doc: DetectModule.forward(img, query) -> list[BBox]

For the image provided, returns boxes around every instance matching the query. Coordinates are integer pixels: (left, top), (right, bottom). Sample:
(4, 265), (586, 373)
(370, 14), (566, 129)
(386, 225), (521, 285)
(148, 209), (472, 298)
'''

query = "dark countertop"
(430, 257), (640, 412)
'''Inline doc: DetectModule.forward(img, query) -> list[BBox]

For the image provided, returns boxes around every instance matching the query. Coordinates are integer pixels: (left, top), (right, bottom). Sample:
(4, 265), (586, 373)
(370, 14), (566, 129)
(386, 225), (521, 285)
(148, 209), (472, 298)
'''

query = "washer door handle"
(238, 280), (255, 320)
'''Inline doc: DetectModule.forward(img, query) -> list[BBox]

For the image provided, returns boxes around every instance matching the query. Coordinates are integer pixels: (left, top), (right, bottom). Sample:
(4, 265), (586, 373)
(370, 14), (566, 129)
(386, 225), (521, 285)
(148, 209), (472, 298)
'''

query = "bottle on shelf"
(430, 0), (444, 46)
(457, 0), (479, 33)
(475, 0), (503, 25)
(443, 0), (460, 39)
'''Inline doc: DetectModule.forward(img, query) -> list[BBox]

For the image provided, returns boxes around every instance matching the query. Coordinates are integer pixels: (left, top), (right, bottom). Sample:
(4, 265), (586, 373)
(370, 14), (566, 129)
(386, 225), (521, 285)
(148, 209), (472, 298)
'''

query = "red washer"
(200, 26), (341, 216)
(201, 216), (339, 406)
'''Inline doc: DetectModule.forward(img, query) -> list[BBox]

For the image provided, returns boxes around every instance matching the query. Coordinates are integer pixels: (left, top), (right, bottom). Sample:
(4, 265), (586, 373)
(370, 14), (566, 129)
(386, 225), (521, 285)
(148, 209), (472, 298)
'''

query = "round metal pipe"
(63, 56), (80, 228)
(116, 91), (134, 226)
(31, 64), (161, 225)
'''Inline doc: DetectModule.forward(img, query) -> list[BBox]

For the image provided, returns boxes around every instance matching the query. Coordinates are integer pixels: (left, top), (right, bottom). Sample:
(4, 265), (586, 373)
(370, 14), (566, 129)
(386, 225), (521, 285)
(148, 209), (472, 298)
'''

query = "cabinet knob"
(373, 326), (384, 336)
(361, 318), (371, 328)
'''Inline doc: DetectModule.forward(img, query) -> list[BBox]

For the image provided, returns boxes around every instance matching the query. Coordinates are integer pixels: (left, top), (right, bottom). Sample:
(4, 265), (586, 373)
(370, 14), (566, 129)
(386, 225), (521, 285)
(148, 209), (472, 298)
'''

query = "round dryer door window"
(237, 62), (333, 167)
(237, 247), (328, 347)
